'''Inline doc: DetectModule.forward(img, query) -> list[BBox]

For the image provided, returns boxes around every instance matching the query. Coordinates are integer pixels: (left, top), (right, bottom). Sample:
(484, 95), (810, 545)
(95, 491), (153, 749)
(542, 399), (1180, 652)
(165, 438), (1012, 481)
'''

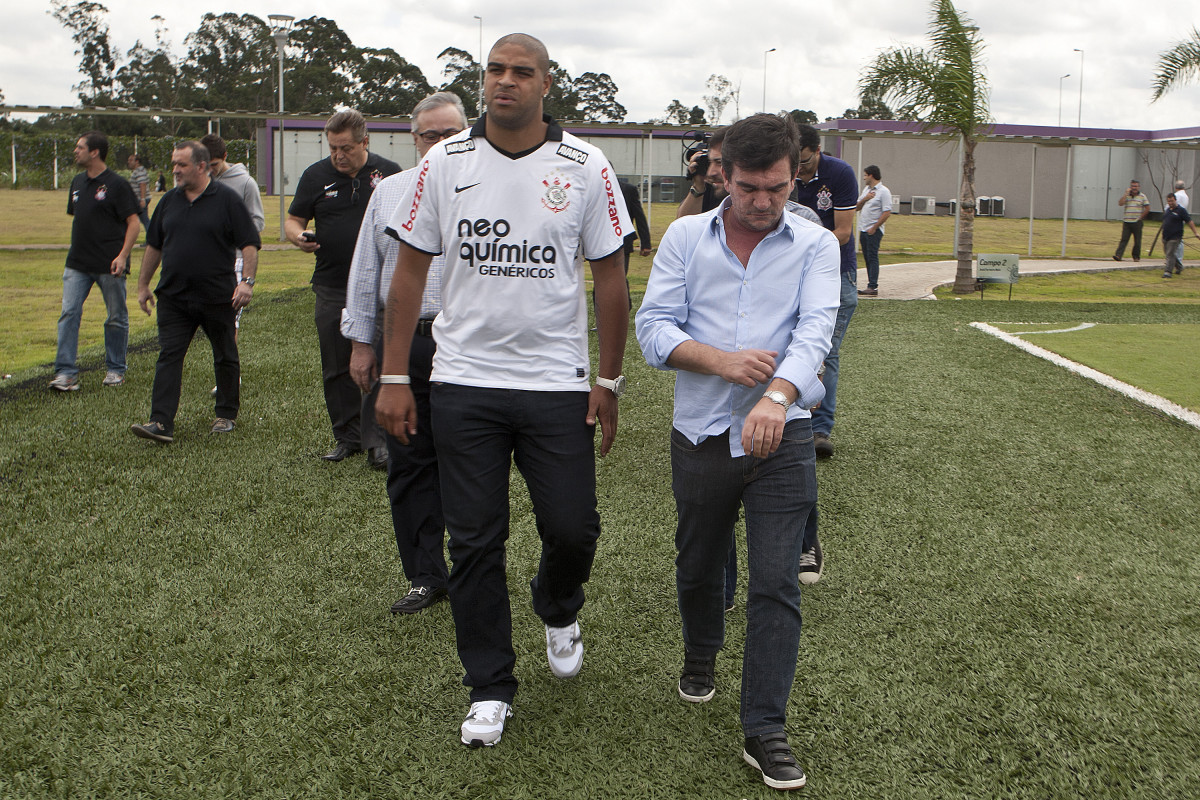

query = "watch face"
(614, 375), (626, 396)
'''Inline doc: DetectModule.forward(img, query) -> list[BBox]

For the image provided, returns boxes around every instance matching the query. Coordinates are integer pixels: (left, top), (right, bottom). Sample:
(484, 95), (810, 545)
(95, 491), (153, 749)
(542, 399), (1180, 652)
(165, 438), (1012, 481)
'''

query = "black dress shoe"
(367, 446), (388, 470)
(390, 586), (448, 614)
(322, 443), (361, 462)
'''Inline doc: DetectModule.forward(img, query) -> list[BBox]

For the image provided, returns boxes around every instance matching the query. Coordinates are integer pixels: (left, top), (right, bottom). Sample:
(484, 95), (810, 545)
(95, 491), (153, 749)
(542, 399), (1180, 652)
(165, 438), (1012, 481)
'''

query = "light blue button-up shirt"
(341, 169), (444, 344)
(636, 198), (840, 457)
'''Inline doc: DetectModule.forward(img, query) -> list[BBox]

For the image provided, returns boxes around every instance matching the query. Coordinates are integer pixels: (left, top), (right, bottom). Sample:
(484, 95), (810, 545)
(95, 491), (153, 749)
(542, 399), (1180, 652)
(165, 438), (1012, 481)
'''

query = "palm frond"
(1151, 28), (1200, 101)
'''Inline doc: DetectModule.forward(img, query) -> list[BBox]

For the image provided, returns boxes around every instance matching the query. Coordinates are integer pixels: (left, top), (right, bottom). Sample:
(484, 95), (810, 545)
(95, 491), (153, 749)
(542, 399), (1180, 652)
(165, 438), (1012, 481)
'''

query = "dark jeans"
(811, 270), (858, 437)
(671, 421), (816, 737)
(149, 294), (239, 434)
(432, 384), (599, 704)
(313, 285), (383, 450)
(860, 229), (884, 288)
(383, 329), (447, 590)
(1115, 220), (1144, 260)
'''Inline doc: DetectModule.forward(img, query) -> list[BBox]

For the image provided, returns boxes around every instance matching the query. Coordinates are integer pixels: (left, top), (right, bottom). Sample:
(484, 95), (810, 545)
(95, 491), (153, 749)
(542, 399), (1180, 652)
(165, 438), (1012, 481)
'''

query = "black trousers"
(150, 294), (239, 434)
(313, 284), (384, 449)
(383, 328), (448, 589)
(1115, 220), (1144, 260)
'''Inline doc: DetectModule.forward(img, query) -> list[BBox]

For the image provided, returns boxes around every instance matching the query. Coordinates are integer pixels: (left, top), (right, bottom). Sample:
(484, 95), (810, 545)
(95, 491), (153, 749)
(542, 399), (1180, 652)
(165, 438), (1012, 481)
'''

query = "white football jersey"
(389, 117), (631, 391)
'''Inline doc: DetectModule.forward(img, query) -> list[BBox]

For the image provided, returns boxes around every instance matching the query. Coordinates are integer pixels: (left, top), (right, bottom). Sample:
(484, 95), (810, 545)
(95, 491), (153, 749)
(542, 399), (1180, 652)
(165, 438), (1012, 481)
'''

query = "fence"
(0, 132), (255, 190)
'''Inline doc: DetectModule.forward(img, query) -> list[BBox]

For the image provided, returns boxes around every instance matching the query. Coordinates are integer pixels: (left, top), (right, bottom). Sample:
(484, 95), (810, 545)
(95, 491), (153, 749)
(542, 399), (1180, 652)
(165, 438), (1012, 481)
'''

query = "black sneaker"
(743, 732), (807, 790)
(390, 586), (447, 614)
(813, 432), (833, 459)
(678, 651), (715, 703)
(798, 535), (823, 586)
(130, 421), (173, 443)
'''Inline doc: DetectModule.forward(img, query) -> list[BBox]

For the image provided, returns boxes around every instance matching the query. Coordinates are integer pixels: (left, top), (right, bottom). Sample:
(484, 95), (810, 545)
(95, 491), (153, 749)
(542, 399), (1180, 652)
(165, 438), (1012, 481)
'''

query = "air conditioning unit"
(991, 196), (1005, 217)
(911, 195), (935, 215)
(977, 196), (992, 216)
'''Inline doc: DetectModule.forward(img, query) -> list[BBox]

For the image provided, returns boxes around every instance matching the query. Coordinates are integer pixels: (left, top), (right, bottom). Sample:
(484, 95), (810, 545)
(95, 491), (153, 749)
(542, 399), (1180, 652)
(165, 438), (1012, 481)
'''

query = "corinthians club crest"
(541, 173), (571, 213)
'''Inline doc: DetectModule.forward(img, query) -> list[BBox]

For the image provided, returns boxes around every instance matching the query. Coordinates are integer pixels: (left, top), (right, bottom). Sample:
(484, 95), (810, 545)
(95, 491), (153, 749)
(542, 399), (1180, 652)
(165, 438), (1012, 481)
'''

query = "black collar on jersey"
(470, 113), (563, 160)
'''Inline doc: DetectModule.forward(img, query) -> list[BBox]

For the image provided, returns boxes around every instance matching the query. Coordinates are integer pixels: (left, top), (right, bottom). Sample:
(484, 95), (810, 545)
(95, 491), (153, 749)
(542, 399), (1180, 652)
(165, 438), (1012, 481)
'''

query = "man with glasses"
(341, 92), (466, 615)
(287, 109), (401, 467)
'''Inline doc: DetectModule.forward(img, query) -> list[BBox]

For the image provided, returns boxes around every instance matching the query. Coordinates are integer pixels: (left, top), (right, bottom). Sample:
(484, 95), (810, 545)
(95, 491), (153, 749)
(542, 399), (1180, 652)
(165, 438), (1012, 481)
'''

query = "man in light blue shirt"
(636, 113), (839, 791)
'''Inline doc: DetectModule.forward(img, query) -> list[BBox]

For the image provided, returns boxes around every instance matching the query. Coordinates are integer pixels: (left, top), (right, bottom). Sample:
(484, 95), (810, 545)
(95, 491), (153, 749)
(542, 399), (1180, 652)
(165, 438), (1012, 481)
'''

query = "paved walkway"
(862, 258), (1166, 300)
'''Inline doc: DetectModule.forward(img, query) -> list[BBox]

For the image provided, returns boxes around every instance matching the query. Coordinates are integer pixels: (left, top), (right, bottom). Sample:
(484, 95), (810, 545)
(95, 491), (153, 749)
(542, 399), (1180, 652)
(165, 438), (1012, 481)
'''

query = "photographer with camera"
(1114, 179), (1150, 262)
(677, 128), (728, 218)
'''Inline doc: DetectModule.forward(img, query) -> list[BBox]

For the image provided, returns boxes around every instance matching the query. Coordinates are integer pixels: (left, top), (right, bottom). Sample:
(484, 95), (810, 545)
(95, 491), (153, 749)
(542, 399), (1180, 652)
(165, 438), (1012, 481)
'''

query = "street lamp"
(1073, 48), (1084, 127)
(269, 14), (294, 242)
(474, 15), (484, 117)
(762, 47), (776, 113)
(1058, 73), (1070, 127)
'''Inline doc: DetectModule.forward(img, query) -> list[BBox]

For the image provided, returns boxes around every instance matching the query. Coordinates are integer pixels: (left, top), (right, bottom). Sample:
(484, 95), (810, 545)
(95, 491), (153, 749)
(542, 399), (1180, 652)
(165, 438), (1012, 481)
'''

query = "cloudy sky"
(5, 0), (1200, 131)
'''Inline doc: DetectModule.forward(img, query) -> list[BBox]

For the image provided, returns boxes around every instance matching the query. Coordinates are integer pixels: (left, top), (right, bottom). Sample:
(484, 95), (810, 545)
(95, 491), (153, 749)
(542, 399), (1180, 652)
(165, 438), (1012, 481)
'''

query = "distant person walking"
(50, 131), (139, 392)
(855, 165), (892, 296)
(128, 153), (151, 229)
(1174, 180), (1189, 211)
(1160, 193), (1199, 278)
(1113, 180), (1149, 262)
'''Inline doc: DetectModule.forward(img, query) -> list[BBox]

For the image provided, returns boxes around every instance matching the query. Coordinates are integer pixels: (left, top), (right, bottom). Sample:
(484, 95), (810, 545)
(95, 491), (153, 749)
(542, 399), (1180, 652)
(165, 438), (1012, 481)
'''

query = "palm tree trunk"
(953, 136), (978, 293)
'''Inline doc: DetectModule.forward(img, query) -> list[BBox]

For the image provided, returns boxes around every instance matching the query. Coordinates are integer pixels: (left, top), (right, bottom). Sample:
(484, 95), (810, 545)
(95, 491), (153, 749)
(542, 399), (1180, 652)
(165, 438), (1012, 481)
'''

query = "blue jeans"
(671, 421), (817, 737)
(810, 270), (858, 437)
(54, 267), (129, 378)
(431, 384), (599, 704)
(860, 229), (883, 288)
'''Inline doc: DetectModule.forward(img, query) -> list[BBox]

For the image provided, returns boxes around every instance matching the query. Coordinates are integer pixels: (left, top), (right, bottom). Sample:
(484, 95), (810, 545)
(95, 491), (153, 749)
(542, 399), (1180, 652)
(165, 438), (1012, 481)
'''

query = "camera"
(682, 130), (711, 178)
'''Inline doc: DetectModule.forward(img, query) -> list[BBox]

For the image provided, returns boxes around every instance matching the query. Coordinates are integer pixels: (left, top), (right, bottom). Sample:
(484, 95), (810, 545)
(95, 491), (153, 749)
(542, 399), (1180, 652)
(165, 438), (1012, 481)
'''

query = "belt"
(416, 318), (435, 337)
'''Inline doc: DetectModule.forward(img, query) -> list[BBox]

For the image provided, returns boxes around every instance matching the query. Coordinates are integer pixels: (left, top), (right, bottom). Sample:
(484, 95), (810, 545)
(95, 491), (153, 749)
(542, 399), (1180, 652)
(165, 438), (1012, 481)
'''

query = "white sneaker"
(102, 371), (125, 386)
(460, 700), (512, 747)
(49, 374), (80, 392)
(546, 620), (583, 678)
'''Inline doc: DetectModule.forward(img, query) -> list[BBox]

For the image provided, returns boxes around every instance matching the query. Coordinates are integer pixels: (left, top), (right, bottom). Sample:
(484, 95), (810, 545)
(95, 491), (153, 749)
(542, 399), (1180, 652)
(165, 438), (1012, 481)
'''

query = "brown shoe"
(858, 287), (878, 296)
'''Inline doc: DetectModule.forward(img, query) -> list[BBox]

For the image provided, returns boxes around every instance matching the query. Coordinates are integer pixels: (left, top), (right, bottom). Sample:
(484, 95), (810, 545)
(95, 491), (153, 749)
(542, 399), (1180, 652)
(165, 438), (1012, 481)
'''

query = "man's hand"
(716, 348), (778, 387)
(137, 286), (155, 315)
(295, 234), (320, 254)
(741, 396), (787, 457)
(350, 341), (378, 393)
(376, 384), (417, 445)
(639, 246), (652, 256)
(586, 384), (619, 456)
(232, 282), (252, 310)
(110, 255), (126, 275)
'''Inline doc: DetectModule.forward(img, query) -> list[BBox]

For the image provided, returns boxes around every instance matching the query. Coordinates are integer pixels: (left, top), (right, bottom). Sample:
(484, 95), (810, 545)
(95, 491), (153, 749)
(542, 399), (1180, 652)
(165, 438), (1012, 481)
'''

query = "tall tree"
(542, 60), (580, 120)
(574, 72), (625, 122)
(357, 48), (432, 117)
(662, 100), (689, 125)
(859, 0), (989, 294)
(181, 12), (274, 133)
(437, 46), (480, 117)
(1151, 28), (1200, 101)
(842, 90), (894, 120)
(703, 74), (734, 125)
(787, 109), (819, 125)
(49, 1), (117, 104)
(688, 106), (707, 126)
(286, 16), (357, 113)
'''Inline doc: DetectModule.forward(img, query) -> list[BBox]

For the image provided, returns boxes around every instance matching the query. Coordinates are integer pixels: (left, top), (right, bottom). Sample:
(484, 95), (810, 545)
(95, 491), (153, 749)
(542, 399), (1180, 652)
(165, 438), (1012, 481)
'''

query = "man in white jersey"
(341, 92), (468, 616)
(376, 33), (631, 748)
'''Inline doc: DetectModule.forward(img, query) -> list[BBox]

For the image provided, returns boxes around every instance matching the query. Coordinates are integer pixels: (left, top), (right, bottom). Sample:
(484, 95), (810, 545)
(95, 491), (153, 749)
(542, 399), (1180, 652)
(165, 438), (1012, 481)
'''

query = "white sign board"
(977, 253), (1020, 284)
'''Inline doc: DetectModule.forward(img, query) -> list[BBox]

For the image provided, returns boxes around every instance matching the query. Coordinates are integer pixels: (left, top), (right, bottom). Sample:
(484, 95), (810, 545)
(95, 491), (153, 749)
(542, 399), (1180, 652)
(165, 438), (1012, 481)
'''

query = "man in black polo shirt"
(285, 109), (401, 466)
(50, 131), (140, 392)
(130, 141), (260, 443)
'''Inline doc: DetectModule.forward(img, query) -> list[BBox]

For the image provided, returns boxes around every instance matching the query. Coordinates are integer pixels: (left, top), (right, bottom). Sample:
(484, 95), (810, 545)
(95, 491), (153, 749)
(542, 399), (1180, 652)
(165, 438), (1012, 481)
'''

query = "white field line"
(970, 322), (1200, 430)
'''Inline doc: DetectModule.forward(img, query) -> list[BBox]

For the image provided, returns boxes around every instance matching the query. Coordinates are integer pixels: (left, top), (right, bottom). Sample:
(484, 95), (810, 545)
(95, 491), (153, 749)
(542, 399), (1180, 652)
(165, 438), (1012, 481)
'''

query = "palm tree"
(859, 0), (989, 294)
(1151, 28), (1200, 101)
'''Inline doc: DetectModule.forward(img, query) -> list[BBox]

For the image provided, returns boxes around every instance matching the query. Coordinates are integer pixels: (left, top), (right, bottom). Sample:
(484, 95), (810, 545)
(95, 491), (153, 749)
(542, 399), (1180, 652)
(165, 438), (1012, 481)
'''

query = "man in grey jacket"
(200, 134), (265, 382)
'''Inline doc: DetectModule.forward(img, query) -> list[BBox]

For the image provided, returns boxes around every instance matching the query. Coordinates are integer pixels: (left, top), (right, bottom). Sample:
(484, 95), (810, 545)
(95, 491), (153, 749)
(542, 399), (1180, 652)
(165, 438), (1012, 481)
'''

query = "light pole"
(474, 15), (484, 117)
(1058, 73), (1070, 127)
(762, 47), (776, 113)
(269, 14), (294, 242)
(1074, 48), (1084, 127)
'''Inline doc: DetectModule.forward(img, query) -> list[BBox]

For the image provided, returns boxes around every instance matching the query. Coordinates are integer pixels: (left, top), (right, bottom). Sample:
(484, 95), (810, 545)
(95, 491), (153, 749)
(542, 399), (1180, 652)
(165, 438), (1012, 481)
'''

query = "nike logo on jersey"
(455, 183), (480, 194)
(324, 183), (337, 191)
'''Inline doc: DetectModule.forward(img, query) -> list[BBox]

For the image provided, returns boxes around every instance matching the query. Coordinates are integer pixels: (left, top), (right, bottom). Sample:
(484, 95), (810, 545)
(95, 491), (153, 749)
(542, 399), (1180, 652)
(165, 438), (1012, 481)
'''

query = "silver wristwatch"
(764, 390), (792, 410)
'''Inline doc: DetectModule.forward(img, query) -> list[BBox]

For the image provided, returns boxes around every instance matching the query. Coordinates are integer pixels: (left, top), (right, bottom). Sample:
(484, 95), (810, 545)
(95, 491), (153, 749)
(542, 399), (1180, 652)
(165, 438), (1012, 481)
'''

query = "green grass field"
(2, 293), (1198, 798)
